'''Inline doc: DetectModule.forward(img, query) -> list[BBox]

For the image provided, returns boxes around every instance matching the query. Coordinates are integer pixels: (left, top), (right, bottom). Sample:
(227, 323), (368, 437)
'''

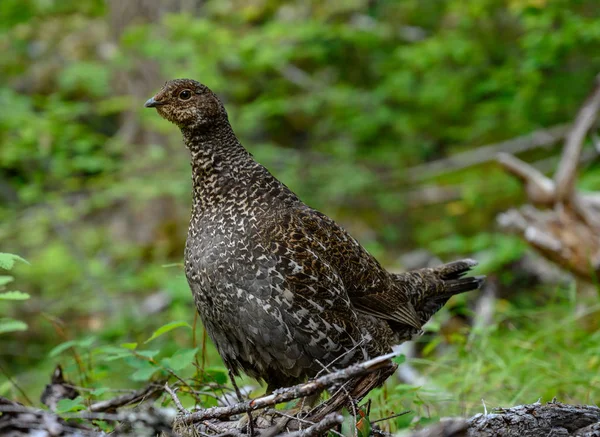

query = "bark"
(407, 401), (600, 437)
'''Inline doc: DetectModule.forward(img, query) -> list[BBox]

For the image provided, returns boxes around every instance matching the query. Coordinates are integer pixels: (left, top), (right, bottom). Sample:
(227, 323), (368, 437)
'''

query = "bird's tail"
(429, 259), (486, 298)
(392, 259), (485, 326)
(393, 258), (484, 300)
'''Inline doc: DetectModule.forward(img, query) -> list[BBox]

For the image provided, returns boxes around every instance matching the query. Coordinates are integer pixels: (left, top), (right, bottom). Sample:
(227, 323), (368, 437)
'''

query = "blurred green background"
(1, 0), (599, 429)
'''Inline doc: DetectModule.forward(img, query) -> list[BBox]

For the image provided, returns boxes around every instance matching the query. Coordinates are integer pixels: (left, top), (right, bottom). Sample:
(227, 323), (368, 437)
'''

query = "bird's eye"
(179, 90), (192, 100)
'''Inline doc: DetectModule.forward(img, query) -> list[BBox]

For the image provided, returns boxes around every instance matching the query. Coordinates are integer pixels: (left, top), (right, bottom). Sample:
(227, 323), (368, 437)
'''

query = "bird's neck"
(181, 120), (295, 213)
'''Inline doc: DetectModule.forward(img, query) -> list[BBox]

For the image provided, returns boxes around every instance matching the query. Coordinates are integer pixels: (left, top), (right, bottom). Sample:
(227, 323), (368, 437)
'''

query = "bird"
(145, 79), (484, 398)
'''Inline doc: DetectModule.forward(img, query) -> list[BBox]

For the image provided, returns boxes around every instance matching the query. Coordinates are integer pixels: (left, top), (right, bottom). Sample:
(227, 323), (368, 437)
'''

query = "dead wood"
(496, 74), (600, 281)
(0, 398), (177, 437)
(466, 401), (600, 437)
(405, 401), (600, 437)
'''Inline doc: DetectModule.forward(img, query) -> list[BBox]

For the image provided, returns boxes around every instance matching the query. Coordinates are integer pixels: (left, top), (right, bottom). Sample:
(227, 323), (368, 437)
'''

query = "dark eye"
(179, 90), (192, 100)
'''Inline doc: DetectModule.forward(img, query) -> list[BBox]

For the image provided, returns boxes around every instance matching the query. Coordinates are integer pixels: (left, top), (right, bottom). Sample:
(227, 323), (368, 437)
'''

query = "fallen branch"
(88, 382), (163, 412)
(403, 401), (600, 437)
(468, 400), (600, 437)
(279, 413), (344, 437)
(178, 351), (400, 425)
(406, 124), (569, 181)
(496, 152), (555, 206)
(0, 400), (177, 437)
(164, 383), (188, 415)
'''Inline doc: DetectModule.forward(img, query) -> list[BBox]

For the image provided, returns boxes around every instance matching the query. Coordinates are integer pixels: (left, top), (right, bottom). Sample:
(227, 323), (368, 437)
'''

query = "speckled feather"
(146, 79), (485, 391)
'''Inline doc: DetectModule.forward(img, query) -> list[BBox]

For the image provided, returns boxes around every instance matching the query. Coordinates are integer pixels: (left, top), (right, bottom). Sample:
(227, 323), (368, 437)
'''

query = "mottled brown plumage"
(145, 79), (484, 393)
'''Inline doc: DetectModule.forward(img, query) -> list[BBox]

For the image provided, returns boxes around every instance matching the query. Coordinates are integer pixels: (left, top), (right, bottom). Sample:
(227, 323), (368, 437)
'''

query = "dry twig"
(89, 382), (163, 412)
(164, 383), (188, 415)
(278, 413), (344, 437)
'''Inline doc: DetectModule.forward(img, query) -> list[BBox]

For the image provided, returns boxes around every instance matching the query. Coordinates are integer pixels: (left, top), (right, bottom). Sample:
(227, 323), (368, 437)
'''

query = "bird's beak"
(144, 97), (163, 108)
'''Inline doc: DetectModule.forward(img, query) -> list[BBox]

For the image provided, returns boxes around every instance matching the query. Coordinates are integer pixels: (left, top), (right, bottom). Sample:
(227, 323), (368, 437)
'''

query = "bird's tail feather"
(440, 274), (486, 298)
(392, 258), (485, 301)
(391, 258), (485, 328)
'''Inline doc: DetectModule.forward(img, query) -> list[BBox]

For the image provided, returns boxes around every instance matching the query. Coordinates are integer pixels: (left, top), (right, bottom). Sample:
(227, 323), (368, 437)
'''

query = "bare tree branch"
(88, 383), (163, 413)
(406, 124), (569, 181)
(164, 383), (188, 415)
(555, 74), (600, 201)
(496, 152), (555, 205)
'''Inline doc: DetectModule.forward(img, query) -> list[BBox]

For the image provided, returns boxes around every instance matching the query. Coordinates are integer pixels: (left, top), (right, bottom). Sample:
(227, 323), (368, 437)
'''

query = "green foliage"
(0, 253), (29, 334)
(0, 291), (30, 300)
(414, 288), (600, 416)
(0, 320), (28, 335)
(162, 348), (199, 372)
(356, 408), (372, 437)
(392, 354), (406, 365)
(55, 396), (86, 414)
(145, 321), (191, 344)
(0, 1), (599, 433)
(0, 253), (28, 270)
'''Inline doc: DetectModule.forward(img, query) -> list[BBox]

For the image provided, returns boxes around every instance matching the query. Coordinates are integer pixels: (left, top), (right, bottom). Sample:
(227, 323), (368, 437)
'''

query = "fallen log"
(406, 401), (600, 437)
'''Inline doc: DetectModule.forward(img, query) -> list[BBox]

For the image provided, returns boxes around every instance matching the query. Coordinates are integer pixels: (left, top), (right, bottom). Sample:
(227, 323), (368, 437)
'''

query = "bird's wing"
(287, 207), (423, 330)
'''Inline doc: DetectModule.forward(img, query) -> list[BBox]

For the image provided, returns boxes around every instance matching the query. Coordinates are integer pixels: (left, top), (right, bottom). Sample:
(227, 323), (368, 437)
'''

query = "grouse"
(145, 79), (484, 394)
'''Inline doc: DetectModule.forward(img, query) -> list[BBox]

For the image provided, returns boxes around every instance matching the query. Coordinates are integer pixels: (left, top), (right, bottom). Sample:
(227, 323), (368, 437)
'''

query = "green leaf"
(0, 291), (30, 300)
(136, 350), (160, 359)
(161, 263), (183, 268)
(144, 321), (191, 343)
(0, 253), (28, 270)
(93, 345), (129, 356)
(204, 367), (228, 385)
(102, 351), (133, 362)
(0, 276), (14, 286)
(55, 396), (86, 414)
(78, 337), (96, 348)
(95, 420), (112, 433)
(91, 387), (109, 396)
(131, 365), (158, 381)
(356, 409), (372, 437)
(49, 340), (79, 357)
(120, 342), (138, 350)
(392, 354), (406, 365)
(163, 347), (198, 371)
(0, 318), (28, 334)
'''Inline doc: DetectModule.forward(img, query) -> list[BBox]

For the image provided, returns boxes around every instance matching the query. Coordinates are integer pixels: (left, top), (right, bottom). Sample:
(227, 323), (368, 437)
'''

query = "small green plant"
(0, 252), (30, 334)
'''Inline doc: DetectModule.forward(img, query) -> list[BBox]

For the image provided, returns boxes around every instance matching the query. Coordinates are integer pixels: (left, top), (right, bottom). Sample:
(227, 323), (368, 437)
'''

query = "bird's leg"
(228, 367), (245, 402)
(229, 368), (255, 436)
(309, 362), (398, 422)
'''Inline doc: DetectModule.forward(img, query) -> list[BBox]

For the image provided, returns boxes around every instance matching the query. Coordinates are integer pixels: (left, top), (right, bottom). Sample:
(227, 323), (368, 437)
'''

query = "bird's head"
(144, 79), (226, 130)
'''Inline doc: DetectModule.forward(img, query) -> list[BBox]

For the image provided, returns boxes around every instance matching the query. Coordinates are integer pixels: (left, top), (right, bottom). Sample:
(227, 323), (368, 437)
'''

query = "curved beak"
(144, 97), (163, 108)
